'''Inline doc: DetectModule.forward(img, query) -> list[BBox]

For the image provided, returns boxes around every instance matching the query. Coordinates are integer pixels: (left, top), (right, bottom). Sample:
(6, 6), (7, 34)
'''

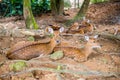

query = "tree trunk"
(23, 0), (38, 29)
(74, 0), (90, 20)
(50, 0), (64, 16)
(74, 0), (77, 8)
(77, 0), (79, 8)
(50, 0), (57, 15)
(58, 0), (64, 15)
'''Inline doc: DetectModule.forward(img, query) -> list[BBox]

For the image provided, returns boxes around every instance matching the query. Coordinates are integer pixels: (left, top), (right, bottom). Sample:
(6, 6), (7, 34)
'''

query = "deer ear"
(59, 27), (64, 33)
(93, 35), (98, 39)
(46, 27), (54, 34)
(85, 36), (89, 41)
(87, 20), (90, 23)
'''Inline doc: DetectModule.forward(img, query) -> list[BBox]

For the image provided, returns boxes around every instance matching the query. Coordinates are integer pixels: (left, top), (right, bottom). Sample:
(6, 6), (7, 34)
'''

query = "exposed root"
(98, 33), (120, 41)
(0, 60), (119, 78)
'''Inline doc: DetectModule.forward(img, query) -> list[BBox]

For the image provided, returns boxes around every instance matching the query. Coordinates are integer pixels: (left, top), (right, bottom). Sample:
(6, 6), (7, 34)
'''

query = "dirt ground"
(0, 2), (120, 80)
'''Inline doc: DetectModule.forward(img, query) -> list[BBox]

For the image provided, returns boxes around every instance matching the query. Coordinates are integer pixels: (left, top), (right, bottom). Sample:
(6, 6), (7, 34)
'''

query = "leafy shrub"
(31, 0), (50, 15)
(91, 0), (109, 4)
(64, 0), (71, 8)
(0, 0), (23, 17)
(0, 0), (50, 17)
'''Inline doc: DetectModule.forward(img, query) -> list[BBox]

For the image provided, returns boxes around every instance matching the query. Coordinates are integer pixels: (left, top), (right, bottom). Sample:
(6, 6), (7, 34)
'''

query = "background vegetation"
(0, 0), (109, 17)
(0, 0), (50, 17)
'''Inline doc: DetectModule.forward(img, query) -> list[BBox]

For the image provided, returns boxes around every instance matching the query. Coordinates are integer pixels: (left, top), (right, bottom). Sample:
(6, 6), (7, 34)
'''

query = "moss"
(9, 61), (27, 72)
(50, 51), (64, 60)
(27, 36), (35, 41)
(24, 0), (39, 29)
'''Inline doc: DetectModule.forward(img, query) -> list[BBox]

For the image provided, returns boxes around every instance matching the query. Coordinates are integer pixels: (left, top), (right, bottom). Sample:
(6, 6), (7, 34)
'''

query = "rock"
(50, 51), (64, 60)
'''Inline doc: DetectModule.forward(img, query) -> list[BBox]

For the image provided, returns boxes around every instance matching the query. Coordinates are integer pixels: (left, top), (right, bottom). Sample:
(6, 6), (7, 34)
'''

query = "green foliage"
(0, 0), (50, 17)
(31, 0), (51, 15)
(64, 0), (71, 8)
(91, 0), (109, 3)
(0, 0), (23, 17)
(9, 61), (27, 72)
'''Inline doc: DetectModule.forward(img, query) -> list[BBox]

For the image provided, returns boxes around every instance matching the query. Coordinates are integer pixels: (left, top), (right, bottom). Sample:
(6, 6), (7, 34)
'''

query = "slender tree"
(74, 0), (77, 8)
(23, 0), (39, 29)
(65, 0), (90, 26)
(74, 0), (90, 20)
(77, 0), (79, 8)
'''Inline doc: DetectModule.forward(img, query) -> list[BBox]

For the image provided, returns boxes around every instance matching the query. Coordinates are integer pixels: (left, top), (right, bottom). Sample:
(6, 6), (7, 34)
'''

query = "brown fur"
(7, 38), (59, 60)
(54, 38), (99, 62)
(68, 21), (93, 34)
(7, 27), (63, 60)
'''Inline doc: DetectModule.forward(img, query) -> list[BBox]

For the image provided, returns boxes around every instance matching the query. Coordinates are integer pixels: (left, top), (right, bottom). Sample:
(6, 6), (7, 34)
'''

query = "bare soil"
(0, 2), (120, 80)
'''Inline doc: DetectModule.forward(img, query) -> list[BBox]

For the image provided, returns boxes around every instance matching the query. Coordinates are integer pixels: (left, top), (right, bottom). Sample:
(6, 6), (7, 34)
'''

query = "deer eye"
(56, 40), (60, 44)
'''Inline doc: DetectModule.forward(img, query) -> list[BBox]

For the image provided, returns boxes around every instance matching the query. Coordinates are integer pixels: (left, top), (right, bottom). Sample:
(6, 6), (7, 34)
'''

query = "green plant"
(0, 0), (51, 17)
(64, 0), (71, 8)
(0, 0), (23, 17)
(31, 0), (50, 15)
(90, 0), (109, 3)
(0, 0), (11, 16)
(9, 0), (23, 16)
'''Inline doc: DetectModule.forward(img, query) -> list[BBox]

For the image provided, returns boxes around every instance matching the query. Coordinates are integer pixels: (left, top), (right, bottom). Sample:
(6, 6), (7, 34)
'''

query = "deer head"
(83, 35), (101, 58)
(45, 26), (65, 46)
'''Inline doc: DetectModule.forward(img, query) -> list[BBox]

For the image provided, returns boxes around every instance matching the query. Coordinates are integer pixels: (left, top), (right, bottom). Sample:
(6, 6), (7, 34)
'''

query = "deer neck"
(81, 43), (93, 57)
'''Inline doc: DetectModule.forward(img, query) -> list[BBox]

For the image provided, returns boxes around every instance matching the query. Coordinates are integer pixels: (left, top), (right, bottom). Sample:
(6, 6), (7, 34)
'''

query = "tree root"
(98, 32), (120, 41)
(0, 67), (119, 78)
(0, 60), (119, 78)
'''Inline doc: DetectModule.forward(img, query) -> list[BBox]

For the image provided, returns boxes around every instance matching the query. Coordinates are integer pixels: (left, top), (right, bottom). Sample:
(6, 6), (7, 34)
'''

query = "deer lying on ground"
(54, 35), (101, 62)
(7, 27), (64, 60)
(68, 18), (94, 34)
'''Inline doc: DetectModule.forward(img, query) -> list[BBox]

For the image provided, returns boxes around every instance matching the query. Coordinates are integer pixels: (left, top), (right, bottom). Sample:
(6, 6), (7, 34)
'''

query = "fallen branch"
(98, 33), (120, 41)
(0, 25), (45, 37)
